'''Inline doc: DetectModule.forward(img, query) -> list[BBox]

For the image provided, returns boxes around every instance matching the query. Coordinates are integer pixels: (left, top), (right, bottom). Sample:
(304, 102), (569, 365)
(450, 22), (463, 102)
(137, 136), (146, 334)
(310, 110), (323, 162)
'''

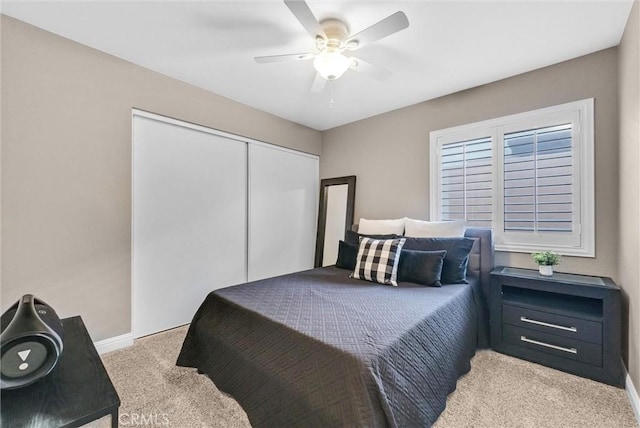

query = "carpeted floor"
(98, 325), (638, 428)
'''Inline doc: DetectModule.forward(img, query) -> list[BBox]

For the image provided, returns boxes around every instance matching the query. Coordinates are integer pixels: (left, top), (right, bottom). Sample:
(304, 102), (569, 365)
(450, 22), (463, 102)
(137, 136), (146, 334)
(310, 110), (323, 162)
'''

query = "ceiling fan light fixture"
(256, 1), (409, 91)
(313, 49), (350, 80)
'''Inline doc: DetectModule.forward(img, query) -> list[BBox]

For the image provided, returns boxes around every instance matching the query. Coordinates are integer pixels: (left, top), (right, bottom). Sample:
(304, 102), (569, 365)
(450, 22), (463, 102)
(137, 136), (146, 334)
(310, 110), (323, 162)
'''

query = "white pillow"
(404, 219), (467, 238)
(358, 217), (406, 235)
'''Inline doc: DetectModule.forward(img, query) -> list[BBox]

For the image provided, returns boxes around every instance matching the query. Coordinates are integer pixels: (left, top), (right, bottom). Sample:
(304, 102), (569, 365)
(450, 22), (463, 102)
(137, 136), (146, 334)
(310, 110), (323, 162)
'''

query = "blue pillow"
(335, 240), (358, 270)
(345, 230), (398, 245)
(401, 237), (475, 284)
(398, 249), (447, 287)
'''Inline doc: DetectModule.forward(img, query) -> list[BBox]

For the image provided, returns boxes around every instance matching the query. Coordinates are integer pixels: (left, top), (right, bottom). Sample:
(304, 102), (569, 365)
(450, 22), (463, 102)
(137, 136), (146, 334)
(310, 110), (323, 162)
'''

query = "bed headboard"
(351, 225), (494, 348)
(463, 228), (494, 348)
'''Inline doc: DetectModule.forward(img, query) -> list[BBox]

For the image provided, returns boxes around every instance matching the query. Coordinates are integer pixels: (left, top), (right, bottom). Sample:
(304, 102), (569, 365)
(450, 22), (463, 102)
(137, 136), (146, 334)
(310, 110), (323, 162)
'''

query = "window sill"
(495, 243), (595, 258)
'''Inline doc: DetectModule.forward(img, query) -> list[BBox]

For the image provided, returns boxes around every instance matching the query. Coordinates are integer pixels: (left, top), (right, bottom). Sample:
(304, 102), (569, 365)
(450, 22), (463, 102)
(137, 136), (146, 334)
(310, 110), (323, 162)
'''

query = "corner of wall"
(617, 0), (640, 400)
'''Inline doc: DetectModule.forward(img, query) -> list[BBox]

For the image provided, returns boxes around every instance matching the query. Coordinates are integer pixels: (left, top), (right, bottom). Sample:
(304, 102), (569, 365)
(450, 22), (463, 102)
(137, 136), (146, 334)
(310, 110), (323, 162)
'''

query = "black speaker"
(0, 294), (64, 390)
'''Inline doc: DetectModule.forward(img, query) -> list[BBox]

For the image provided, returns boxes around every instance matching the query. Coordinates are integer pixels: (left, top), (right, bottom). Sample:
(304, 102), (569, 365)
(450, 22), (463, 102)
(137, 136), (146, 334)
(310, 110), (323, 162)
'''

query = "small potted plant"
(532, 251), (561, 276)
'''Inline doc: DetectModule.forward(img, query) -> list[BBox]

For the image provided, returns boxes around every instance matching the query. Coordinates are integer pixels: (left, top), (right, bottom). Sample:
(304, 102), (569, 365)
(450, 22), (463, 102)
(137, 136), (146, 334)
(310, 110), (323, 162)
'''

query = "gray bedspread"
(177, 266), (478, 427)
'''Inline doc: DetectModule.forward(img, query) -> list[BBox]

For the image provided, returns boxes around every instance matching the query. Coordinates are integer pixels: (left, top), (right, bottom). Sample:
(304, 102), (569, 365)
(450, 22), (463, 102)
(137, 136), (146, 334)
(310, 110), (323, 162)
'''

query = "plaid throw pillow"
(351, 237), (406, 286)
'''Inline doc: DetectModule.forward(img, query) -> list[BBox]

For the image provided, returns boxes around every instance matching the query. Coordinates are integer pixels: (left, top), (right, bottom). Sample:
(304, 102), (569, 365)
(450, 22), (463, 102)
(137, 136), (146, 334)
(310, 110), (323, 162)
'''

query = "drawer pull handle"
(520, 316), (577, 332)
(520, 335), (577, 354)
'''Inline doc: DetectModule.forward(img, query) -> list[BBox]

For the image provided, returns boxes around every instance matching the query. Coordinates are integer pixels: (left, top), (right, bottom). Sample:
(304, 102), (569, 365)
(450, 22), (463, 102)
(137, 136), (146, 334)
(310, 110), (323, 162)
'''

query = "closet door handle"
(520, 316), (577, 332)
(520, 336), (577, 354)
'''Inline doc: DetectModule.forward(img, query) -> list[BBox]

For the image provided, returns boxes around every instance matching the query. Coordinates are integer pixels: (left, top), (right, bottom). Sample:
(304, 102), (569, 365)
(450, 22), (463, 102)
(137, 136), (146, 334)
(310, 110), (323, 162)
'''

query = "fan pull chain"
(329, 80), (335, 109)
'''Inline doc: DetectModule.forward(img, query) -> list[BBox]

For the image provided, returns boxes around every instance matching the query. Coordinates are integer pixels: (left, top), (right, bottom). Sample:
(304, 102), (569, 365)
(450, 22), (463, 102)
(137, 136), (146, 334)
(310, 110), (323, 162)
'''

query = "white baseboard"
(94, 332), (133, 355)
(627, 372), (640, 426)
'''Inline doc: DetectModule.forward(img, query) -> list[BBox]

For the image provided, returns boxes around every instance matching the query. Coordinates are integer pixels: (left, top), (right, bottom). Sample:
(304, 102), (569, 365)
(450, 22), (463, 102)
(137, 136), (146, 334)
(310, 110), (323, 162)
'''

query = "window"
(430, 99), (594, 257)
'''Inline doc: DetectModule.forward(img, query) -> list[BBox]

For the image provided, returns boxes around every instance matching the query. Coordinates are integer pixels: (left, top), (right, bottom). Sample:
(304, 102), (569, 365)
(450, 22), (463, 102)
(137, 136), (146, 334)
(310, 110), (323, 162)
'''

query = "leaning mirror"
(315, 176), (356, 267)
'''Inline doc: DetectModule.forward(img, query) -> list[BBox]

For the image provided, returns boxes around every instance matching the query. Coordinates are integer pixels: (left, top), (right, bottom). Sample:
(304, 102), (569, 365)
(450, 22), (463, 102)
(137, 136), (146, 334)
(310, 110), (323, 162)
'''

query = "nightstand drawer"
(503, 325), (602, 367)
(503, 304), (602, 344)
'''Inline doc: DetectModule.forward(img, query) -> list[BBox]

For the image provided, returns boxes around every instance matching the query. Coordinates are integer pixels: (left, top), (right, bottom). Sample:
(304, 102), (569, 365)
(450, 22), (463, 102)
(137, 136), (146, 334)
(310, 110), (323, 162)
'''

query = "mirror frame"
(314, 175), (357, 268)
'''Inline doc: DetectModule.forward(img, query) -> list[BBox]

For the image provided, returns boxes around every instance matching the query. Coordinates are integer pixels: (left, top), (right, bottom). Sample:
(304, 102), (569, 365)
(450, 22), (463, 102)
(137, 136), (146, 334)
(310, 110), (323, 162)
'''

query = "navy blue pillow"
(335, 240), (358, 270)
(401, 237), (475, 284)
(345, 230), (397, 245)
(398, 249), (447, 287)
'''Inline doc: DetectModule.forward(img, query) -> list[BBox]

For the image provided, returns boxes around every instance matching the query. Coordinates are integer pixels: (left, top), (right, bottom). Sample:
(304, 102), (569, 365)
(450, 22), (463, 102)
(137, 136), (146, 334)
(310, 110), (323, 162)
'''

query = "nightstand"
(490, 266), (624, 387)
(1, 316), (121, 427)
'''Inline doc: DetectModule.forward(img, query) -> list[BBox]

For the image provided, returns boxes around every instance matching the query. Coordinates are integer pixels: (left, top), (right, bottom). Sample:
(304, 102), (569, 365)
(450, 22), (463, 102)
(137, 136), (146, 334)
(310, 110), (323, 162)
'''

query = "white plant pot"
(538, 265), (554, 276)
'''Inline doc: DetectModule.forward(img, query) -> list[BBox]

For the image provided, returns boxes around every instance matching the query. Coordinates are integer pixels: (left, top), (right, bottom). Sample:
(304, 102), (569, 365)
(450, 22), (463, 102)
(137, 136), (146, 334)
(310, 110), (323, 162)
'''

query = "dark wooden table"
(1, 316), (120, 427)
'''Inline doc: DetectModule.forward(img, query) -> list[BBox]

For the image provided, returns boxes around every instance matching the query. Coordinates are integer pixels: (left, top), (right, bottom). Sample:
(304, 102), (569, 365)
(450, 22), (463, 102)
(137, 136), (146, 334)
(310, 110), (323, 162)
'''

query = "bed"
(176, 228), (493, 427)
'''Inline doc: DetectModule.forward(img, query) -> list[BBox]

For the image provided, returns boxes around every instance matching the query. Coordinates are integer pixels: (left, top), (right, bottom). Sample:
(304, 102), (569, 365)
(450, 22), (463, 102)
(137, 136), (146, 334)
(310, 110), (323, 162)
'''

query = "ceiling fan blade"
(284, 0), (327, 41)
(349, 57), (392, 81)
(254, 53), (314, 63)
(346, 11), (409, 50)
(310, 73), (327, 93)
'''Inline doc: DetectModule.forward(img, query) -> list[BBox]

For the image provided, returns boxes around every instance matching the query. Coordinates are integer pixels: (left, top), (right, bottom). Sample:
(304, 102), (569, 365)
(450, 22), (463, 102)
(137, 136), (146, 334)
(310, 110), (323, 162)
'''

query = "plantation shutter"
(503, 124), (573, 233)
(440, 137), (493, 227)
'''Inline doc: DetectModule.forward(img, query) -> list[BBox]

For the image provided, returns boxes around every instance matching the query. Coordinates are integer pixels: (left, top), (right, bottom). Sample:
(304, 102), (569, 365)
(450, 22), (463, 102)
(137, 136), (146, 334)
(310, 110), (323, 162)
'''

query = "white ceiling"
(2, 1), (634, 131)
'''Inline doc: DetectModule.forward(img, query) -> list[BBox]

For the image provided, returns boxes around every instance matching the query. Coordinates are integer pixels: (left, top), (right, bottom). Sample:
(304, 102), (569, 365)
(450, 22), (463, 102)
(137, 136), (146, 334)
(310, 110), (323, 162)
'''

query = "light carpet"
(97, 325), (637, 428)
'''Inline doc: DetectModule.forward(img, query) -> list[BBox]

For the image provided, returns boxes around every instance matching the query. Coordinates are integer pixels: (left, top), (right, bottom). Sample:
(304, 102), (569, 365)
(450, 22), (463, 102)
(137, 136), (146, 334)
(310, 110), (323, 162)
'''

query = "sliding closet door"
(133, 115), (247, 338)
(248, 144), (319, 282)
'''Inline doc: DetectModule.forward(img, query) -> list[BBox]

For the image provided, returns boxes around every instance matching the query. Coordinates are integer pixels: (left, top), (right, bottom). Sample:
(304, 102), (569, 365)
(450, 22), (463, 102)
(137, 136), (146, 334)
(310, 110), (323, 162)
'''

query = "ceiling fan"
(254, 0), (410, 93)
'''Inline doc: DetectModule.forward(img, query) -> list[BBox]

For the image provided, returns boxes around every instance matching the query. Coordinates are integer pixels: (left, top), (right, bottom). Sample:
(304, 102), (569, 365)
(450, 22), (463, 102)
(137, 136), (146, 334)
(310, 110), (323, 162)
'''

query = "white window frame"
(430, 99), (594, 257)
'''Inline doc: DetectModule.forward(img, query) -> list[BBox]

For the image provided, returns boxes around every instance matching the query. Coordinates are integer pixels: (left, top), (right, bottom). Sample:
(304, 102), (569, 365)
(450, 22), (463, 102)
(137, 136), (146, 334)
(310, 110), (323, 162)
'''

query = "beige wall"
(0, 16), (321, 341)
(618, 1), (640, 390)
(321, 48), (619, 279)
